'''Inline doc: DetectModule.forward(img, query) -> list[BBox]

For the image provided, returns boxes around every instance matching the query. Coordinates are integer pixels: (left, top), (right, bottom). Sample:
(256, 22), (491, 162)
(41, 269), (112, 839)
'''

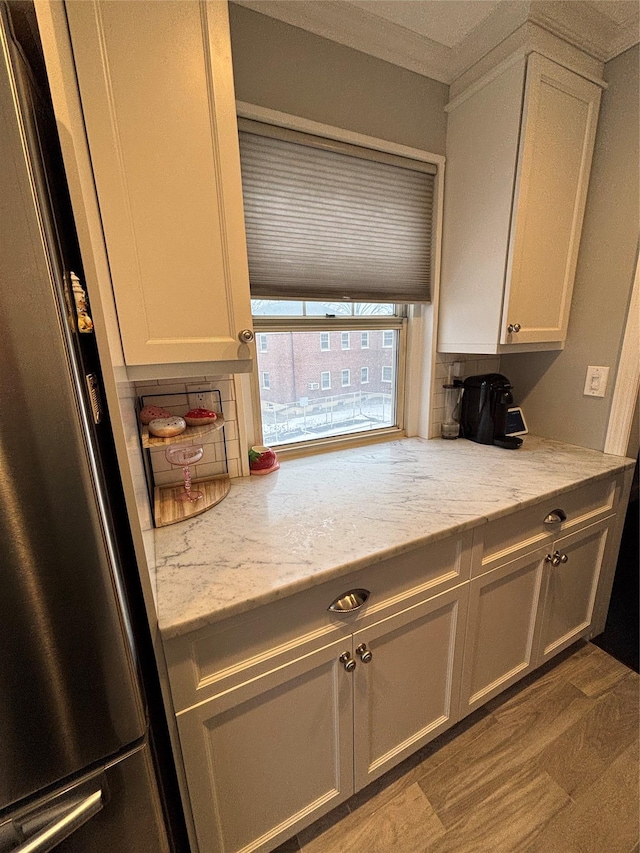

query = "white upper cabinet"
(438, 53), (602, 354)
(64, 1), (254, 371)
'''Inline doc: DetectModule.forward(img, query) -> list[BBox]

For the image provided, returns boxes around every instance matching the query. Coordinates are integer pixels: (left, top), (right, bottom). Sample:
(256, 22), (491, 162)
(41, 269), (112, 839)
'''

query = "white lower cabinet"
(174, 583), (469, 853)
(460, 547), (547, 716)
(537, 518), (612, 664)
(167, 474), (629, 853)
(353, 586), (468, 790)
(176, 635), (353, 853)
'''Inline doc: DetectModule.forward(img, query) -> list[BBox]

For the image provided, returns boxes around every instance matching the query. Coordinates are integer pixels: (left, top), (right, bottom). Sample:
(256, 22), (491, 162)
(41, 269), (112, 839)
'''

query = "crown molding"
(232, 0), (639, 83)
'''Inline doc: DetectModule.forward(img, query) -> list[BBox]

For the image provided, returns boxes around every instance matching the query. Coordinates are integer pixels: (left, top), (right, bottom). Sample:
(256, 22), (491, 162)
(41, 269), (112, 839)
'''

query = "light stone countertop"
(154, 435), (634, 639)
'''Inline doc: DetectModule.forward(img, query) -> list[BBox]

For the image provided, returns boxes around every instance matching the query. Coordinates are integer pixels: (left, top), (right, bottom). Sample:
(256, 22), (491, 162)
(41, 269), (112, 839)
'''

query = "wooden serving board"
(154, 475), (230, 527)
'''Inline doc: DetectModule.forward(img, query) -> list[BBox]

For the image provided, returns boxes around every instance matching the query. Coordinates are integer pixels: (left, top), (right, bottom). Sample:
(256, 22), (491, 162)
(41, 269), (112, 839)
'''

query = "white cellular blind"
(238, 129), (435, 303)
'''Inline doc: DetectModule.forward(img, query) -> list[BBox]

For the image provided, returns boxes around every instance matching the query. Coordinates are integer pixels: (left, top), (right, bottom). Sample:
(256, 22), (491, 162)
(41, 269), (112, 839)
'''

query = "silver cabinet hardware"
(328, 589), (370, 613)
(238, 329), (254, 343)
(356, 643), (372, 663)
(507, 323), (521, 333)
(560, 553), (569, 563)
(544, 509), (567, 525)
(546, 552), (561, 567)
(339, 651), (356, 672)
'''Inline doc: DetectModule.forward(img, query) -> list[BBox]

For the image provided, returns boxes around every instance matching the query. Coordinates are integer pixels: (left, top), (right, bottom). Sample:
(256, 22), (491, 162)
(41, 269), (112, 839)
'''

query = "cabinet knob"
(560, 553), (569, 564)
(544, 509), (567, 526)
(546, 552), (562, 567)
(339, 651), (356, 672)
(356, 643), (373, 664)
(238, 329), (255, 343)
(507, 323), (521, 334)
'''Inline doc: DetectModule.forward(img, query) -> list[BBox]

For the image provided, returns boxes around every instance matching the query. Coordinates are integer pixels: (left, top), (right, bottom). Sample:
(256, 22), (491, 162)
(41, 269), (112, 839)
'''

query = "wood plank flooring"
(274, 642), (639, 853)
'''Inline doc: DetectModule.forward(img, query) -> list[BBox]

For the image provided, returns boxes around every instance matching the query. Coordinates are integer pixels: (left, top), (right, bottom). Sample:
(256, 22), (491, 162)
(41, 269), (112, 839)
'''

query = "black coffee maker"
(460, 374), (523, 449)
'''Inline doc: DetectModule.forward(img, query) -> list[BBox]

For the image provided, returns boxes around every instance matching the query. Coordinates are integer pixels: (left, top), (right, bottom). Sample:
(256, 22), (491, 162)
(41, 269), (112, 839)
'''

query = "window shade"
(238, 127), (435, 304)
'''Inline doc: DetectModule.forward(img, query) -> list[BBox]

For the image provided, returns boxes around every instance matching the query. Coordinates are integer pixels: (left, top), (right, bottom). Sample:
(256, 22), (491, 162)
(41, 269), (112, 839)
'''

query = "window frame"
(361, 331), (369, 349)
(341, 368), (351, 387)
(320, 370), (331, 391)
(361, 366), (369, 384)
(262, 371), (270, 390)
(341, 332), (350, 350)
(239, 101), (445, 464)
(320, 332), (330, 351)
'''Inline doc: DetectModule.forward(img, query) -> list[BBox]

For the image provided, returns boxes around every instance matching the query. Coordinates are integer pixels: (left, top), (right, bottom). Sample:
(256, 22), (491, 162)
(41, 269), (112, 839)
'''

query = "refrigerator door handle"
(9, 789), (102, 853)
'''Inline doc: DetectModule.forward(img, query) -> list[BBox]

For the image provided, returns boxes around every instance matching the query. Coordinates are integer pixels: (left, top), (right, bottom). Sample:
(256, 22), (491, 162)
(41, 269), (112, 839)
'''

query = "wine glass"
(165, 444), (204, 503)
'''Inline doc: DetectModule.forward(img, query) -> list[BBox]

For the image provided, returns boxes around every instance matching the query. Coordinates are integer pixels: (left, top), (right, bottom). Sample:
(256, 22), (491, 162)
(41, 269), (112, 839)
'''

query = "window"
(258, 333), (268, 353)
(240, 119), (437, 451)
(262, 372), (270, 390)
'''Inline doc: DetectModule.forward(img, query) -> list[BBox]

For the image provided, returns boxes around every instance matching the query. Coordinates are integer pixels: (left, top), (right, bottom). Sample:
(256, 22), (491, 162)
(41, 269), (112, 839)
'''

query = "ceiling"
(233, 0), (640, 83)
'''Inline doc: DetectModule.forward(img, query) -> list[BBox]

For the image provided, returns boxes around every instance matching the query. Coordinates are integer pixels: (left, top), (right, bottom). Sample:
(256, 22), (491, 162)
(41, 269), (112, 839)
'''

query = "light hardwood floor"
(275, 642), (639, 853)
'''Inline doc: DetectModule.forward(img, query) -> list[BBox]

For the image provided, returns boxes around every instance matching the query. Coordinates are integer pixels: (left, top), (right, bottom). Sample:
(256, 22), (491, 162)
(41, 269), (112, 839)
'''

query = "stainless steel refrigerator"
(0, 4), (188, 850)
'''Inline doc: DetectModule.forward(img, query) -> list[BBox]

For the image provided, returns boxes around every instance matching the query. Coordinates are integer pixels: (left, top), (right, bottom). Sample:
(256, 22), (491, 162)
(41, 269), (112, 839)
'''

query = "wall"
(228, 3), (448, 155)
(501, 46), (639, 452)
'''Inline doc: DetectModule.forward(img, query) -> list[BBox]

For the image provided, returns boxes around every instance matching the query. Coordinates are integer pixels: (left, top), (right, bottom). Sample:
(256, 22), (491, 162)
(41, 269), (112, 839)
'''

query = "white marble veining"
(154, 436), (633, 638)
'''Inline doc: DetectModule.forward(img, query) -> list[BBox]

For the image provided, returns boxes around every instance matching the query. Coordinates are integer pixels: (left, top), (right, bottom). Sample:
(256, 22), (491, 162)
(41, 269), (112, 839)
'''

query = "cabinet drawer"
(472, 476), (620, 577)
(165, 531), (472, 711)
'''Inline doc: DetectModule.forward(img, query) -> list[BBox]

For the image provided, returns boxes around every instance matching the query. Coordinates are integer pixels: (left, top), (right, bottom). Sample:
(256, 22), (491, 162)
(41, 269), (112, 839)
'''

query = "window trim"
(262, 371), (270, 390)
(341, 369), (351, 387)
(239, 101), (445, 463)
(382, 365), (393, 383)
(321, 371), (331, 390)
(361, 366), (369, 384)
(361, 331), (369, 349)
(341, 332), (350, 350)
(320, 332), (330, 351)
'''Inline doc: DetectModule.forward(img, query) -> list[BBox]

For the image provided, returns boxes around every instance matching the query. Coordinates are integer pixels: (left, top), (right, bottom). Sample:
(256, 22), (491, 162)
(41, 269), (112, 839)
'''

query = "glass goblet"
(165, 444), (204, 503)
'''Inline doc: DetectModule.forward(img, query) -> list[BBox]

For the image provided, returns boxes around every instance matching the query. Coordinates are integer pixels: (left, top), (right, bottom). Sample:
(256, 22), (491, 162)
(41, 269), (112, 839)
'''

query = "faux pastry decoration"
(248, 445), (280, 475)
(148, 416), (187, 438)
(184, 407), (218, 426)
(139, 405), (172, 425)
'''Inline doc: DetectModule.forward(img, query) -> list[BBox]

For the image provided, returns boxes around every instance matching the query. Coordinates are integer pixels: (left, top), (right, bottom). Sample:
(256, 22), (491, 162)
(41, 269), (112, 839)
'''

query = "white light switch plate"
(583, 365), (610, 397)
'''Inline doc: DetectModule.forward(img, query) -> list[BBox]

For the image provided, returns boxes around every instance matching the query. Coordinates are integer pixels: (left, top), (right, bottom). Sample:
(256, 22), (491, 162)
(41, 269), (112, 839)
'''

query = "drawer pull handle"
(560, 553), (569, 564)
(339, 651), (356, 672)
(544, 509), (567, 525)
(356, 643), (373, 663)
(328, 589), (370, 613)
(546, 552), (561, 567)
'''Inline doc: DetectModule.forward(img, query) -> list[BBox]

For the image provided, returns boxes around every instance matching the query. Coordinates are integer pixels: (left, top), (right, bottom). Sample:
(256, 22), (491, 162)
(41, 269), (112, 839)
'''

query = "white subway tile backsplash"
(430, 352), (501, 439)
(134, 376), (243, 497)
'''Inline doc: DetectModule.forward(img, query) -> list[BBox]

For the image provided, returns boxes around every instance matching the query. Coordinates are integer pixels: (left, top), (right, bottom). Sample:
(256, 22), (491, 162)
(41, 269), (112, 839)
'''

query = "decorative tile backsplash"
(430, 353), (501, 438)
(134, 375), (242, 486)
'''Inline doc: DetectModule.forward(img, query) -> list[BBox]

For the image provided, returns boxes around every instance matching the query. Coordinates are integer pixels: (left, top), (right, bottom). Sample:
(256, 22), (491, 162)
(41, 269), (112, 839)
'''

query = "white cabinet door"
(177, 638), (354, 853)
(537, 518), (612, 664)
(65, 1), (253, 370)
(502, 54), (602, 345)
(460, 547), (547, 717)
(438, 53), (601, 354)
(352, 585), (468, 791)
